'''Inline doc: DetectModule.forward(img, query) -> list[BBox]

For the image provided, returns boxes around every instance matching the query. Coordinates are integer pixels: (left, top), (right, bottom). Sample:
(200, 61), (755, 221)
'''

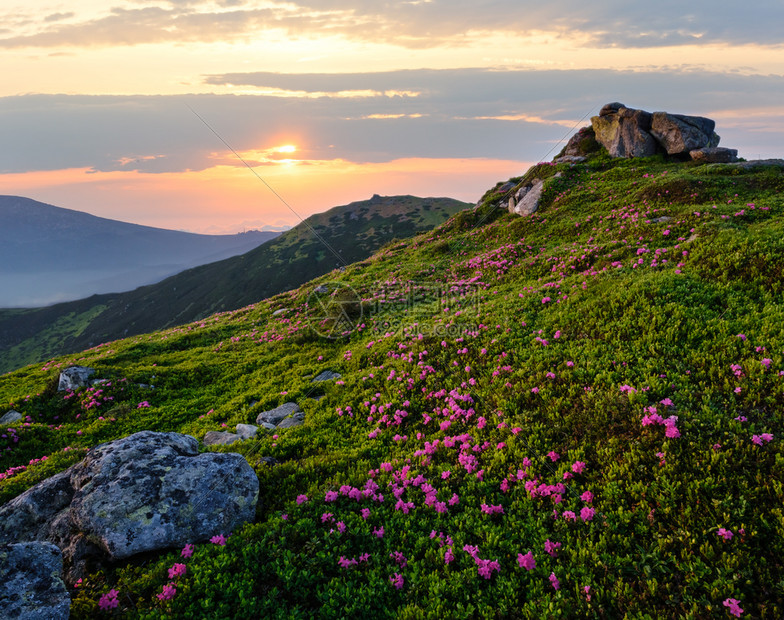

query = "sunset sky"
(2, 1), (783, 233)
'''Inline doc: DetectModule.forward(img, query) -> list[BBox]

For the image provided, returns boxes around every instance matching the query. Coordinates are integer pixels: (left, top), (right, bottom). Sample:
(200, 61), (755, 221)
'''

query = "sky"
(1, 1), (783, 234)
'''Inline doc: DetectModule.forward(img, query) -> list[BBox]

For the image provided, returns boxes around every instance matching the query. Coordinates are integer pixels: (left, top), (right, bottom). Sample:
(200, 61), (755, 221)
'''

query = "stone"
(591, 106), (658, 158)
(650, 112), (717, 155)
(235, 424), (258, 440)
(512, 180), (544, 216)
(0, 468), (75, 545)
(735, 159), (784, 170)
(57, 366), (95, 391)
(276, 412), (305, 429)
(271, 308), (289, 316)
(554, 126), (598, 162)
(0, 542), (70, 620)
(0, 410), (22, 425)
(203, 431), (241, 446)
(256, 402), (301, 426)
(313, 370), (341, 382)
(599, 102), (625, 116)
(0, 431), (259, 582)
(67, 431), (258, 560)
(689, 147), (738, 163)
(313, 285), (329, 294)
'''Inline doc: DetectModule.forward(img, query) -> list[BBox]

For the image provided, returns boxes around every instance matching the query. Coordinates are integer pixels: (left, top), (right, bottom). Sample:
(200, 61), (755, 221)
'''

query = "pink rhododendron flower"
(544, 539), (561, 557)
(98, 589), (119, 611)
(168, 563), (187, 579)
(580, 507), (596, 522)
(181, 544), (194, 558)
(547, 451), (560, 461)
(723, 598), (744, 617)
(717, 528), (733, 541)
(549, 572), (560, 590)
(296, 494), (309, 504)
(389, 573), (404, 589)
(572, 461), (586, 474)
(517, 551), (536, 571)
(210, 534), (226, 546)
(157, 584), (176, 601)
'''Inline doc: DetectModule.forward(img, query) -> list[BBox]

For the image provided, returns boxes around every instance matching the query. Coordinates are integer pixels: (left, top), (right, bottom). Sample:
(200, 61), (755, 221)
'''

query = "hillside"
(0, 196), (280, 307)
(1, 152), (783, 617)
(0, 195), (470, 374)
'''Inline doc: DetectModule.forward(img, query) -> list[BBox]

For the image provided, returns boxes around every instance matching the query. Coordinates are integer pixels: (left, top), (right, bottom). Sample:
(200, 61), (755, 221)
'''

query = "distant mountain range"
(0, 194), (471, 372)
(0, 196), (281, 307)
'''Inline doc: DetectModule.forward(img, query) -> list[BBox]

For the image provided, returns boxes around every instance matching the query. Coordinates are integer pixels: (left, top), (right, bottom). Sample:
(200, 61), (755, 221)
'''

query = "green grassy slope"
(0, 195), (470, 374)
(1, 156), (783, 617)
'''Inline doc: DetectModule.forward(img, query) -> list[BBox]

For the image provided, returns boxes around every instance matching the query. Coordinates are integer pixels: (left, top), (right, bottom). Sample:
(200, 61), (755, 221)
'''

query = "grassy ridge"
(1, 156), (783, 617)
(0, 195), (469, 374)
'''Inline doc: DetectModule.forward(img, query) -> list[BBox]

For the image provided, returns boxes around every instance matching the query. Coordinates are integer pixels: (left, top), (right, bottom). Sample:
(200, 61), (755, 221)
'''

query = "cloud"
(1, 68), (782, 177)
(2, 1), (783, 49)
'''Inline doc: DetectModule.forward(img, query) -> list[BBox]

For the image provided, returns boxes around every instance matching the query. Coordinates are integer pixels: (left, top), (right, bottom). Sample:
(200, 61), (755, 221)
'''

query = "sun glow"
(275, 144), (297, 154)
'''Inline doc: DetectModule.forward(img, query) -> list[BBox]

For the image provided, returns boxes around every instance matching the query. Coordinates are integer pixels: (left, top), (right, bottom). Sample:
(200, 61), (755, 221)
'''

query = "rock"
(689, 147), (738, 163)
(259, 422), (277, 431)
(554, 126), (598, 162)
(271, 308), (289, 316)
(313, 285), (329, 294)
(495, 181), (516, 194)
(57, 366), (95, 391)
(313, 370), (341, 382)
(203, 431), (241, 446)
(650, 112), (717, 155)
(599, 102), (625, 116)
(67, 431), (258, 560)
(650, 216), (673, 224)
(0, 410), (22, 425)
(276, 412), (305, 429)
(235, 424), (258, 440)
(256, 402), (301, 426)
(0, 468), (75, 545)
(512, 179), (544, 216)
(0, 431), (258, 581)
(735, 159), (784, 170)
(592, 105), (658, 158)
(0, 542), (70, 620)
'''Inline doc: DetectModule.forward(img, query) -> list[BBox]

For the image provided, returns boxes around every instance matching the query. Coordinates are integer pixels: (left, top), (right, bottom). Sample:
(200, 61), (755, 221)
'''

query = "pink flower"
(581, 491), (594, 503)
(717, 528), (733, 541)
(736, 334), (746, 341)
(441, 470), (451, 479)
(583, 585), (591, 601)
(723, 598), (744, 617)
(571, 461), (586, 474)
(761, 358), (772, 369)
(361, 508), (371, 520)
(580, 507), (596, 522)
(181, 543), (194, 558)
(389, 573), (404, 589)
(98, 589), (119, 611)
(541, 296), (551, 304)
(210, 534), (227, 546)
(296, 494), (309, 504)
(325, 490), (339, 502)
(168, 563), (187, 579)
(752, 433), (773, 446)
(517, 551), (536, 571)
(373, 526), (385, 538)
(547, 451), (560, 462)
(544, 539), (561, 557)
(549, 572), (560, 590)
(157, 583), (177, 601)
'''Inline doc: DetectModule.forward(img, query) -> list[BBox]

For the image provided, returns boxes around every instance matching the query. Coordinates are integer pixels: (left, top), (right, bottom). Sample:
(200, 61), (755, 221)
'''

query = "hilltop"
(0, 196), (280, 307)
(1, 117), (783, 617)
(0, 195), (470, 374)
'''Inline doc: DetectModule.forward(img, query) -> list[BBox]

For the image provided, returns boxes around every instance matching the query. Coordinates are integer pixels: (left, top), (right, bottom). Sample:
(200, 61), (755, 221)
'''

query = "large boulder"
(0, 431), (259, 582)
(554, 125), (598, 163)
(650, 112), (718, 155)
(591, 104), (658, 158)
(0, 542), (70, 620)
(57, 367), (95, 391)
(510, 179), (545, 216)
(256, 402), (301, 427)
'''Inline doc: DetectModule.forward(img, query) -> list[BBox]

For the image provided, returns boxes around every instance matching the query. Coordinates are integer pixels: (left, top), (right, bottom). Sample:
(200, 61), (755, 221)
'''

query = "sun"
(274, 144), (297, 154)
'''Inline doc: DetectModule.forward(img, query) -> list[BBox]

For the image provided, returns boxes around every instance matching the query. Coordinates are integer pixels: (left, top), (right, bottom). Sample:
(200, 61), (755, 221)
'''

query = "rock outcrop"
(588, 103), (732, 162)
(0, 542), (70, 620)
(689, 147), (738, 163)
(256, 402), (303, 429)
(0, 431), (259, 583)
(57, 367), (95, 391)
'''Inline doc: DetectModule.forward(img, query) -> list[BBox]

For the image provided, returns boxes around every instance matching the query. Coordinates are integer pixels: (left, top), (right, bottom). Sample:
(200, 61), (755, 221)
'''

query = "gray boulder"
(57, 367), (95, 392)
(68, 431), (258, 560)
(256, 402), (301, 426)
(0, 431), (259, 582)
(203, 431), (241, 446)
(0, 542), (70, 620)
(0, 410), (23, 425)
(236, 424), (259, 440)
(591, 105), (658, 158)
(650, 111), (718, 155)
(276, 412), (306, 429)
(511, 180), (544, 216)
(554, 125), (597, 162)
(690, 147), (738, 163)
(313, 370), (341, 382)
